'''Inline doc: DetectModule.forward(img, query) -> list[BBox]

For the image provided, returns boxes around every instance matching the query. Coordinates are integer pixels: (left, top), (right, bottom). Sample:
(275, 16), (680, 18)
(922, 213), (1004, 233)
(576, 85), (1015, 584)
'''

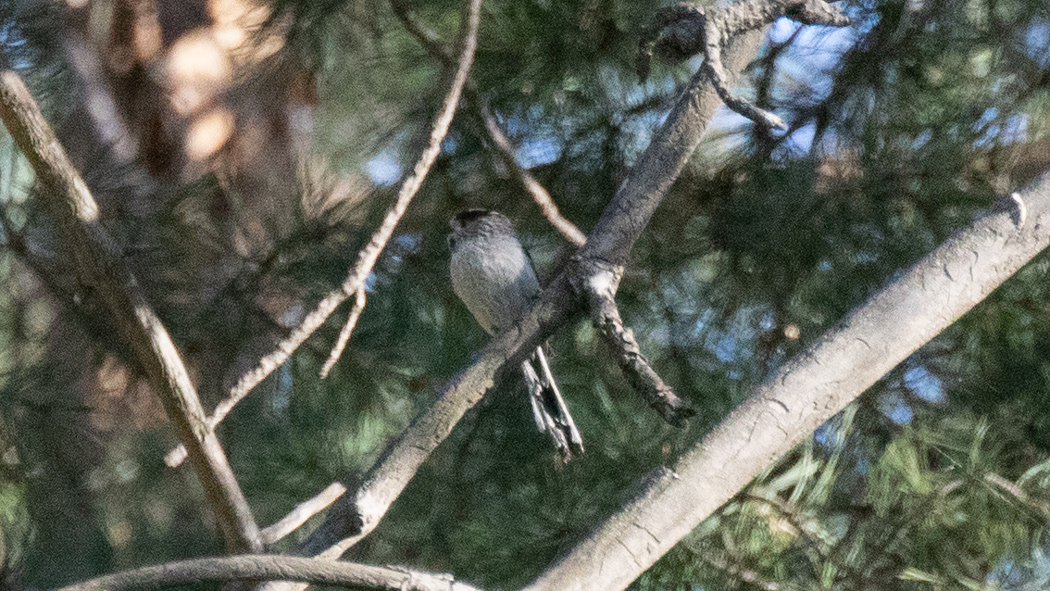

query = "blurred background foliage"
(0, 0), (1047, 589)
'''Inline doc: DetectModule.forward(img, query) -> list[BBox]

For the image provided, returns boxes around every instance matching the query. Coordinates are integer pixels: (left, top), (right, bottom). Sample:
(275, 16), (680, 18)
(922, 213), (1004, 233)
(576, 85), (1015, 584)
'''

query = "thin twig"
(54, 554), (483, 591)
(475, 99), (587, 246)
(320, 286), (366, 379)
(391, 1), (587, 246)
(982, 472), (1050, 518)
(0, 69), (262, 551)
(164, 0), (483, 467)
(247, 4), (488, 588)
(261, 482), (348, 546)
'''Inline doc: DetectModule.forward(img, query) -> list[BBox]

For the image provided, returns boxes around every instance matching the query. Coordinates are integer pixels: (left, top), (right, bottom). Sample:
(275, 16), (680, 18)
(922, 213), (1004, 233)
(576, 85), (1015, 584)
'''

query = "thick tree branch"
(54, 555), (483, 591)
(164, 0), (483, 467)
(521, 185), (1047, 591)
(0, 69), (262, 552)
(584, 26), (766, 268)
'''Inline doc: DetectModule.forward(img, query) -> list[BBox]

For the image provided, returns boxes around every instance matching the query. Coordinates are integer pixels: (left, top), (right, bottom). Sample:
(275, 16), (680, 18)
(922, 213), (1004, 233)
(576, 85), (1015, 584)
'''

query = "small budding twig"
(638, 0), (851, 130)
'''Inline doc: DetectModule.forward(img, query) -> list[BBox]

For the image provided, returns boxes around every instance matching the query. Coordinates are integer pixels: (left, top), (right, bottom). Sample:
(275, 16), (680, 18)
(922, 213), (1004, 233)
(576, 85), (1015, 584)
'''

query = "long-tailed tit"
(448, 209), (583, 461)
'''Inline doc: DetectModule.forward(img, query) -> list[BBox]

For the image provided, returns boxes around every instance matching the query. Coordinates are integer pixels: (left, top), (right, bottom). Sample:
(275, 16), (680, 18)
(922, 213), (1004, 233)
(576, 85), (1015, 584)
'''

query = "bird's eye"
(447, 234), (456, 250)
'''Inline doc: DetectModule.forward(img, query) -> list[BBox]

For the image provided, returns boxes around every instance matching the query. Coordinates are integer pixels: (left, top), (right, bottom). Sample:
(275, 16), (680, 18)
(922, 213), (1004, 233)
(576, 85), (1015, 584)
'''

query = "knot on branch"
(637, 4), (707, 82)
(637, 0), (852, 129)
(571, 257), (695, 427)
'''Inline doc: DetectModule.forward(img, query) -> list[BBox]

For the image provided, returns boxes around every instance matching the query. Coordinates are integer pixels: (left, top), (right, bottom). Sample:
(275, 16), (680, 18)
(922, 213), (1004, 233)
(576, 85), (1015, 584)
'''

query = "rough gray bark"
(521, 186), (1048, 591)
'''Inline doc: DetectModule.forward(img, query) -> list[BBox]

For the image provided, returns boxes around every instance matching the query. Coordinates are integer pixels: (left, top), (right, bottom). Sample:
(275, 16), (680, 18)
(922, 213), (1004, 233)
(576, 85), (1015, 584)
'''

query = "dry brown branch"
(0, 69), (262, 552)
(164, 0), (483, 467)
(391, 0), (587, 246)
(54, 554), (483, 591)
(261, 482), (349, 546)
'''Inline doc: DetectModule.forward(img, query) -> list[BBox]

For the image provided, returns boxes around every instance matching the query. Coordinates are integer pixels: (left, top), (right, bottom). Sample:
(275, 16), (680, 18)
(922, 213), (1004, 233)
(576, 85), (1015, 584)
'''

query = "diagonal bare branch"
(320, 286), (366, 379)
(261, 482), (349, 546)
(0, 69), (262, 552)
(572, 259), (695, 425)
(522, 187), (1046, 591)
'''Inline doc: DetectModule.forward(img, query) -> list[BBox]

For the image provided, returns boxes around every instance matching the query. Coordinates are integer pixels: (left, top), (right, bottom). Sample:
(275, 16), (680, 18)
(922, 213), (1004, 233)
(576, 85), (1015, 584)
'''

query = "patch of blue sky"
(912, 129), (932, 150)
(0, 22), (31, 69)
(814, 421), (833, 447)
(516, 136), (562, 168)
(903, 365), (945, 404)
(384, 233), (422, 268)
(1026, 17), (1050, 68)
(975, 107), (1029, 148)
(878, 391), (913, 425)
(714, 334), (736, 363)
(364, 152), (402, 186)
(441, 134), (458, 154)
(855, 457), (868, 475)
(396, 232), (421, 252)
(772, 121), (818, 157)
(779, 20), (858, 74)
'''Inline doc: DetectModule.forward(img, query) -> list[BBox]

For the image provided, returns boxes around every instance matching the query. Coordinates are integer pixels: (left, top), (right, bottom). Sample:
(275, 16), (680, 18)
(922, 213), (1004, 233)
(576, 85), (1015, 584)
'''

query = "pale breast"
(450, 235), (541, 335)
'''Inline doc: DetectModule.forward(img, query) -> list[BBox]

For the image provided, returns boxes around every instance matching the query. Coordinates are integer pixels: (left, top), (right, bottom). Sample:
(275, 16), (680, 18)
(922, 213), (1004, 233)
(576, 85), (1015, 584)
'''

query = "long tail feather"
(521, 347), (584, 460)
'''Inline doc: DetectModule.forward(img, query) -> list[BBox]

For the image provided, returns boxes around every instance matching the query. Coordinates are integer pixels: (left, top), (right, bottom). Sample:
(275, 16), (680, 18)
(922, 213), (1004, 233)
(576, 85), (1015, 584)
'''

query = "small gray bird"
(448, 209), (583, 461)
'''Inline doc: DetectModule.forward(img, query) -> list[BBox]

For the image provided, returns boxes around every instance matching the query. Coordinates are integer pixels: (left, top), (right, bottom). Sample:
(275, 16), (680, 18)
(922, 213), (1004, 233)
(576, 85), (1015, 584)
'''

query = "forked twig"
(638, 0), (851, 129)
(572, 258), (694, 425)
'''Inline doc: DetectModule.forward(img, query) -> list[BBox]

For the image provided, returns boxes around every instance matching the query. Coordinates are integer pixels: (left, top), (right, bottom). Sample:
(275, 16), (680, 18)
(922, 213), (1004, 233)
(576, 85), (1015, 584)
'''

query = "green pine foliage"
(0, 0), (1048, 589)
